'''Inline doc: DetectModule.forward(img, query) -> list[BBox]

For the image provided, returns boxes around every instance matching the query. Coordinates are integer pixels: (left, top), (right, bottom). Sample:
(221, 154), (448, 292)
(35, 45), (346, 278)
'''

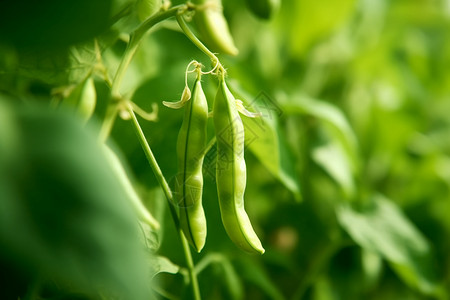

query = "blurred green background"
(1, 0), (449, 299)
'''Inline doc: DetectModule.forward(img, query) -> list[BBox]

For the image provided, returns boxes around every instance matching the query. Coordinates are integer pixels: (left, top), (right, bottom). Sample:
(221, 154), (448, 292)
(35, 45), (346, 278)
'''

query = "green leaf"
(235, 257), (285, 300)
(104, 145), (160, 231)
(219, 257), (244, 300)
(336, 194), (442, 296)
(136, 0), (162, 21)
(195, 253), (244, 300)
(150, 256), (179, 277)
(312, 135), (356, 199)
(280, 94), (359, 173)
(280, 94), (360, 198)
(284, 0), (356, 57)
(360, 249), (383, 290)
(0, 97), (152, 299)
(228, 80), (301, 201)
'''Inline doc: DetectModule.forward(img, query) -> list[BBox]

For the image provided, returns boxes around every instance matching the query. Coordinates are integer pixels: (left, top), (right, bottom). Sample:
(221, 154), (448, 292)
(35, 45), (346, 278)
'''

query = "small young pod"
(192, 0), (239, 56)
(61, 76), (96, 123)
(213, 75), (264, 254)
(175, 75), (209, 252)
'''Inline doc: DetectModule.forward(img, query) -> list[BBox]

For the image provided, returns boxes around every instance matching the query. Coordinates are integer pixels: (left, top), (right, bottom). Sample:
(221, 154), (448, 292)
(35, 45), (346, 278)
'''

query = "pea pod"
(213, 75), (265, 254)
(175, 75), (209, 252)
(192, 0), (239, 56)
(61, 76), (96, 123)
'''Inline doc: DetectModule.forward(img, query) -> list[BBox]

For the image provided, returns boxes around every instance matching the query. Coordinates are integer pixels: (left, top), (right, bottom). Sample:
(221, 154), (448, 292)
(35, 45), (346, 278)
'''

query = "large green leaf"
(0, 97), (152, 299)
(336, 194), (442, 296)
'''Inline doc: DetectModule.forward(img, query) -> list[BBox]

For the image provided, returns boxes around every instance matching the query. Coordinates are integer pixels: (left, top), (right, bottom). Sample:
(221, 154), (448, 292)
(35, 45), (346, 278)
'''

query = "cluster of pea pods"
(166, 64), (264, 254)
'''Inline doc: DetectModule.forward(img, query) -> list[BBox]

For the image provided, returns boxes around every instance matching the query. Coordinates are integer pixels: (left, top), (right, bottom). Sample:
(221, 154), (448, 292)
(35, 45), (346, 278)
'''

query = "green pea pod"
(213, 76), (265, 254)
(62, 76), (96, 123)
(176, 76), (209, 252)
(245, 0), (280, 20)
(192, 0), (239, 56)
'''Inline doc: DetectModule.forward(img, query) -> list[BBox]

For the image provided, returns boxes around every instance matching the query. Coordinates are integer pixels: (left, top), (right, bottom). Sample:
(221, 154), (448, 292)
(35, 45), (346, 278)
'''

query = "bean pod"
(62, 76), (96, 123)
(175, 75), (209, 252)
(213, 75), (265, 254)
(192, 0), (238, 56)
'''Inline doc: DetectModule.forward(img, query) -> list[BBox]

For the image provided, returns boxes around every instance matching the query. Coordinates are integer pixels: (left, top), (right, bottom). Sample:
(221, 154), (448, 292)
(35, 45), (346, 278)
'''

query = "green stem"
(194, 253), (222, 275)
(99, 4), (190, 142)
(176, 15), (219, 66)
(127, 105), (177, 225)
(201, 136), (216, 158)
(180, 231), (202, 300)
(127, 106), (201, 300)
(99, 101), (119, 143)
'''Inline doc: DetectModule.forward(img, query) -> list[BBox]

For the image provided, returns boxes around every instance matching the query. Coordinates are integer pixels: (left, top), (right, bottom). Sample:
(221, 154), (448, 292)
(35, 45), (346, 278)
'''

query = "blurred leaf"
(194, 253), (244, 300)
(0, 97), (152, 299)
(219, 257), (244, 300)
(360, 249), (383, 290)
(228, 80), (302, 201)
(312, 136), (356, 199)
(104, 145), (160, 230)
(284, 0), (356, 57)
(336, 194), (442, 296)
(235, 257), (285, 300)
(151, 256), (179, 277)
(280, 94), (360, 175)
(311, 275), (337, 300)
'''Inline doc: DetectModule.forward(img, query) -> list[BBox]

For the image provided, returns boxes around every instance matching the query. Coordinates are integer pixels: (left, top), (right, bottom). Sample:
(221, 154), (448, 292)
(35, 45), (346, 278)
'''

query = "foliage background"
(1, 0), (449, 299)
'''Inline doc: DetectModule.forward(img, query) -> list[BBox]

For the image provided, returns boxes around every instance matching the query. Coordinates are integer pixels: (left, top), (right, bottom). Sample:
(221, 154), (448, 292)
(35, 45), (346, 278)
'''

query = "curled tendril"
(201, 59), (220, 75)
(163, 60), (201, 109)
(119, 101), (158, 121)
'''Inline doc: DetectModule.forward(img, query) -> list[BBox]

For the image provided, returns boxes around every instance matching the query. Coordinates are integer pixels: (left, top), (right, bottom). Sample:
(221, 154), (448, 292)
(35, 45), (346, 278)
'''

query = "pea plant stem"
(176, 15), (220, 68)
(98, 5), (212, 299)
(99, 4), (191, 142)
(127, 105), (201, 300)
